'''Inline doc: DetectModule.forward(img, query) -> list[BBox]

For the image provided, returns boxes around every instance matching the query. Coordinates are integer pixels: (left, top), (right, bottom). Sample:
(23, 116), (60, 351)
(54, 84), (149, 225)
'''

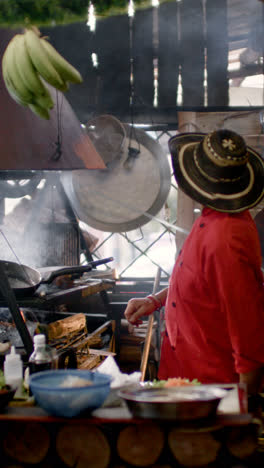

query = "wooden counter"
(0, 405), (263, 468)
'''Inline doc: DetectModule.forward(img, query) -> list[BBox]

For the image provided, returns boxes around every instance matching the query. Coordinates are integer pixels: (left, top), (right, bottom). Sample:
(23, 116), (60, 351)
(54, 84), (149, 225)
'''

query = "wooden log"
(226, 425), (259, 459)
(111, 465), (129, 468)
(56, 424), (111, 468)
(113, 466), (172, 468)
(3, 465), (24, 468)
(168, 427), (221, 467)
(117, 423), (164, 467)
(77, 354), (101, 370)
(151, 466), (173, 468)
(48, 313), (87, 341)
(71, 320), (112, 352)
(3, 422), (50, 464)
(89, 349), (116, 357)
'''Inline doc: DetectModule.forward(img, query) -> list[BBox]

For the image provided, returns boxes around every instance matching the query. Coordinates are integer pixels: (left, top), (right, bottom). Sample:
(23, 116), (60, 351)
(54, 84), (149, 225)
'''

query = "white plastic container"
(4, 345), (23, 390)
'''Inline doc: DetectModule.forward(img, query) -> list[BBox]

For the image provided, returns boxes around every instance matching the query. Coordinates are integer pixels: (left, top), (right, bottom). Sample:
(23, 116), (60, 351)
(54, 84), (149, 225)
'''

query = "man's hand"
(124, 297), (156, 325)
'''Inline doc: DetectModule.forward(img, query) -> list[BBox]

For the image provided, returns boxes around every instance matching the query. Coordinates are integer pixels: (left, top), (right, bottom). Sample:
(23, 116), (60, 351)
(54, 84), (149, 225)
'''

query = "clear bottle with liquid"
(28, 334), (56, 375)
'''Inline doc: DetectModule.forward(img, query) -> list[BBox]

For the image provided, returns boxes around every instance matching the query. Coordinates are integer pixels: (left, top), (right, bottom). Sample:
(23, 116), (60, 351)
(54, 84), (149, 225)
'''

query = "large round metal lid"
(61, 123), (171, 232)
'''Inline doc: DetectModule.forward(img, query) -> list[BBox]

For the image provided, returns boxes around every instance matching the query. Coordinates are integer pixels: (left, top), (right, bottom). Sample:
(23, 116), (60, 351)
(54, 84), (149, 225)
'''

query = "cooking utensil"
(60, 124), (171, 232)
(140, 267), (161, 382)
(118, 384), (228, 421)
(0, 257), (114, 298)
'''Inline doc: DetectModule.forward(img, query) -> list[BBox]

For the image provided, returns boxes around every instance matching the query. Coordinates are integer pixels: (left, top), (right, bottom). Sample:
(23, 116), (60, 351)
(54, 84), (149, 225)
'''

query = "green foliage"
(0, 0), (88, 26)
(0, 0), (156, 26)
(95, 0), (128, 15)
(94, 0), (149, 16)
(0, 0), (157, 26)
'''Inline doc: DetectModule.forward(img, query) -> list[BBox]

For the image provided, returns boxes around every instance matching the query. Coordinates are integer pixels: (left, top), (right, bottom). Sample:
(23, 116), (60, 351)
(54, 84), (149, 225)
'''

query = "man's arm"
(124, 288), (168, 325)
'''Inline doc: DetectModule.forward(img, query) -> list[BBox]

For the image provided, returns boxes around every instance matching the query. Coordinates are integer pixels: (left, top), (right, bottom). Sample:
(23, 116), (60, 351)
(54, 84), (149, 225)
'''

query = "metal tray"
(118, 384), (228, 421)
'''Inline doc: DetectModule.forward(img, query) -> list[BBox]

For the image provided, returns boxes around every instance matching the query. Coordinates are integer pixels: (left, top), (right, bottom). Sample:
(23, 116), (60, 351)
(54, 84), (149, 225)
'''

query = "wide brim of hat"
(169, 132), (264, 213)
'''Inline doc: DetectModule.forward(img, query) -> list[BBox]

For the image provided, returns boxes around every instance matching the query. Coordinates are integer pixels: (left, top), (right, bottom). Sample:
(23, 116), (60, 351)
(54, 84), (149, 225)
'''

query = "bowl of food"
(29, 369), (112, 418)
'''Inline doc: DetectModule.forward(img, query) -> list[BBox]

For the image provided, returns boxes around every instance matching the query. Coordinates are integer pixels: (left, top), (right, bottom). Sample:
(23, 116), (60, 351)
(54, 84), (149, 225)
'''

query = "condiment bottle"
(4, 345), (23, 391)
(28, 334), (56, 375)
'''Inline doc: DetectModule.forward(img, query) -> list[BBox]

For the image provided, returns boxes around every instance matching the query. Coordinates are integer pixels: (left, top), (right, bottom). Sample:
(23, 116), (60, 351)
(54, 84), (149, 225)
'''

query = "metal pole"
(0, 263), (33, 356)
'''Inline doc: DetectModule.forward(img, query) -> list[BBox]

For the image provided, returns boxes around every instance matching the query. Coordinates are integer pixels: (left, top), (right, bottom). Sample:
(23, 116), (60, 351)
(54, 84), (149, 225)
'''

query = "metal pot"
(60, 124), (171, 232)
(118, 384), (228, 421)
(0, 257), (113, 298)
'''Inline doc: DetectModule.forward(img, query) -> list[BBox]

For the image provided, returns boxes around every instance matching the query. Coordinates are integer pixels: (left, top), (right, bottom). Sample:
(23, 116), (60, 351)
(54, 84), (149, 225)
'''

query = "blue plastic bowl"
(29, 369), (112, 418)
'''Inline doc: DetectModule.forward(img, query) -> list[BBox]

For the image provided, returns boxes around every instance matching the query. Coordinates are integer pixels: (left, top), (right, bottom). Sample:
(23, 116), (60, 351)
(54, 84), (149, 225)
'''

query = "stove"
(0, 268), (115, 359)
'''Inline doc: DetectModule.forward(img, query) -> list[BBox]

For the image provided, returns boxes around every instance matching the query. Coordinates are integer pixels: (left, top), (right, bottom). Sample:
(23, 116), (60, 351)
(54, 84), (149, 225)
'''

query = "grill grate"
(26, 222), (80, 267)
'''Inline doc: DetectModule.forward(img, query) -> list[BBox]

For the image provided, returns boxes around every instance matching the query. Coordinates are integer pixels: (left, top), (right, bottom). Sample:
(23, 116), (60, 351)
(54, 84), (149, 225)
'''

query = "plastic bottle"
(28, 334), (56, 375)
(4, 345), (23, 390)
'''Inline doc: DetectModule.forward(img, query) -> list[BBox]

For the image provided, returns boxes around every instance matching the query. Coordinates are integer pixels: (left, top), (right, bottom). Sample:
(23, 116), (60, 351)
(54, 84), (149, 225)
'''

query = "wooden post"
(206, 0), (229, 106)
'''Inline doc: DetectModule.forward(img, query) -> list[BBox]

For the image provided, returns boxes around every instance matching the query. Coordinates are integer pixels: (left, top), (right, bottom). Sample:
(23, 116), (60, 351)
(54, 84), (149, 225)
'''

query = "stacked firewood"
(47, 313), (114, 370)
(1, 417), (261, 467)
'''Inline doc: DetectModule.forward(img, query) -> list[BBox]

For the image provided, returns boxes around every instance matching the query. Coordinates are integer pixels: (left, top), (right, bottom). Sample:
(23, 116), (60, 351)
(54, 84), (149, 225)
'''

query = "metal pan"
(60, 124), (171, 232)
(118, 384), (228, 421)
(0, 257), (113, 298)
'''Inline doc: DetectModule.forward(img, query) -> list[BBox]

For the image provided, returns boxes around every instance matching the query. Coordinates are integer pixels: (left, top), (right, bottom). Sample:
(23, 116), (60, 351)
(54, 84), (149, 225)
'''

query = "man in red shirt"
(124, 129), (264, 396)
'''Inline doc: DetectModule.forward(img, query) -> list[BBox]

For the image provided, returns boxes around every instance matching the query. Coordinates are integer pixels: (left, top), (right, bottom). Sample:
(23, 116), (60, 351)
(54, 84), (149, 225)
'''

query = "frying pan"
(0, 257), (113, 298)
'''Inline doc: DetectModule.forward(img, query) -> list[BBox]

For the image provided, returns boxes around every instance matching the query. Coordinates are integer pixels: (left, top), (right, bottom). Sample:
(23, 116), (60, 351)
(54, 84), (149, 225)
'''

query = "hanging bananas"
(1, 28), (83, 120)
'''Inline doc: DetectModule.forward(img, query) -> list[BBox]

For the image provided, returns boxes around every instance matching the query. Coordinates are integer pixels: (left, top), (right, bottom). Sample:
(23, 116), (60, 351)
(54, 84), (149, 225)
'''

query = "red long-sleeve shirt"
(158, 207), (264, 384)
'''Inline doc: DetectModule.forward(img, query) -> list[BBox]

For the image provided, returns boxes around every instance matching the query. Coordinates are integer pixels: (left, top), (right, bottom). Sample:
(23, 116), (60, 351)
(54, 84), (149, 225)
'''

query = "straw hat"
(169, 129), (264, 213)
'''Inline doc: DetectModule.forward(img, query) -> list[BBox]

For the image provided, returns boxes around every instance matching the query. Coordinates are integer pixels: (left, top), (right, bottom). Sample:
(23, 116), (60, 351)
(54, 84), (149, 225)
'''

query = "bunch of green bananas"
(1, 28), (83, 120)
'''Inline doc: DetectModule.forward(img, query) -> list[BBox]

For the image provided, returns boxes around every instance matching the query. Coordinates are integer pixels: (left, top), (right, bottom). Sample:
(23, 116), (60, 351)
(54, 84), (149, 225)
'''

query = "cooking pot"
(0, 257), (113, 298)
(60, 123), (171, 232)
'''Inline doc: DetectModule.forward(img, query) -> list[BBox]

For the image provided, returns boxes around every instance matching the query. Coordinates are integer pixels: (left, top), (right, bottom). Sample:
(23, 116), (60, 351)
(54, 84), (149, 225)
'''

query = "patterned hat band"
(204, 134), (249, 167)
(194, 146), (244, 184)
(193, 134), (248, 183)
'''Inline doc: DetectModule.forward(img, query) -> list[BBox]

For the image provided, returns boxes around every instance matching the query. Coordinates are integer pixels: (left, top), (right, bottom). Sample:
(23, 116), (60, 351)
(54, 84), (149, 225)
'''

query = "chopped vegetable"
(151, 377), (201, 388)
